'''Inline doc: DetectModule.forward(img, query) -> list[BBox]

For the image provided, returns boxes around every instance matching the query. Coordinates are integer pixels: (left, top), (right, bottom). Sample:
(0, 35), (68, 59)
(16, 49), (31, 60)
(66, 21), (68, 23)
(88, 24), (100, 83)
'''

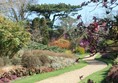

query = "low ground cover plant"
(27, 41), (66, 53)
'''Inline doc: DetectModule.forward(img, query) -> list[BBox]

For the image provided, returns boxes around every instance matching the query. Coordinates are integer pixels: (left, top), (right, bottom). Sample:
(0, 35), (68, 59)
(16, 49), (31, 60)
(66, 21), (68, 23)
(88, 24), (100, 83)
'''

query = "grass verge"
(75, 53), (90, 59)
(12, 61), (87, 83)
(79, 53), (113, 83)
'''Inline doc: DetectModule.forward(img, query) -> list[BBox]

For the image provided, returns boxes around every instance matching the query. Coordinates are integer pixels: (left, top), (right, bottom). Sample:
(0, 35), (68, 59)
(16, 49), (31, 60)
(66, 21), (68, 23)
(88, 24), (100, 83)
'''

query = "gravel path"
(36, 54), (107, 83)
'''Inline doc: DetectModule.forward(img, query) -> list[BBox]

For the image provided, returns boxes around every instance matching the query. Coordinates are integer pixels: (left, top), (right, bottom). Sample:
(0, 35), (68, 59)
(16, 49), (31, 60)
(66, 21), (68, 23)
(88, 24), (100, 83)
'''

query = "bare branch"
(89, 2), (102, 12)
(0, 0), (37, 21)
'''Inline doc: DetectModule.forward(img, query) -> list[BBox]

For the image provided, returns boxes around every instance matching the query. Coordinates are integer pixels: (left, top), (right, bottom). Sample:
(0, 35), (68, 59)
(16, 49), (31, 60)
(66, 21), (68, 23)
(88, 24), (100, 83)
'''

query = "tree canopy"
(0, 16), (31, 58)
(28, 3), (80, 27)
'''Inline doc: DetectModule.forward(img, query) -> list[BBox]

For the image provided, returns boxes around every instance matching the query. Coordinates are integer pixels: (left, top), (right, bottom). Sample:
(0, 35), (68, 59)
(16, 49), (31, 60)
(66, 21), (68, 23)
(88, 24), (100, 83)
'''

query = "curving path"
(36, 53), (107, 83)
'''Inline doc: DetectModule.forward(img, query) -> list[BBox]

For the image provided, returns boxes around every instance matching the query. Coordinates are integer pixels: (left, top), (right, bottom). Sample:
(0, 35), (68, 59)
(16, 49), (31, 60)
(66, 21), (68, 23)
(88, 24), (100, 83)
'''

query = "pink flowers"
(80, 39), (89, 48)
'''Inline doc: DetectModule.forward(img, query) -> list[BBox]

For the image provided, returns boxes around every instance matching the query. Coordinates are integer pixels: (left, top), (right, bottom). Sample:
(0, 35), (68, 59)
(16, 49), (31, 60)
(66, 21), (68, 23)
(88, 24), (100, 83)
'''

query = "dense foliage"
(49, 38), (71, 49)
(0, 16), (31, 58)
(106, 65), (118, 83)
(28, 3), (80, 27)
(31, 17), (50, 44)
(27, 42), (65, 53)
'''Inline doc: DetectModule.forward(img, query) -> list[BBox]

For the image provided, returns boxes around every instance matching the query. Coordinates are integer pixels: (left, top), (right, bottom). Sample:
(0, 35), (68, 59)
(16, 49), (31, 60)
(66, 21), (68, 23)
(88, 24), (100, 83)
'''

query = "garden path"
(36, 53), (107, 83)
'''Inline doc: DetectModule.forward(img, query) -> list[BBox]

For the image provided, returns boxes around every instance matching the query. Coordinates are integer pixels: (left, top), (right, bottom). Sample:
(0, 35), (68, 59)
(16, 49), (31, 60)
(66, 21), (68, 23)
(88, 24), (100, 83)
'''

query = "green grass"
(105, 40), (114, 45)
(12, 61), (87, 83)
(79, 54), (113, 83)
(75, 53), (90, 59)
(79, 66), (111, 83)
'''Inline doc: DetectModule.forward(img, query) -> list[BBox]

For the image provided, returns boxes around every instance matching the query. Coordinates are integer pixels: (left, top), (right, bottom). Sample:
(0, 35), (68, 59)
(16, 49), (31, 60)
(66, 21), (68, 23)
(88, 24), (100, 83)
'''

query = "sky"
(29, 0), (118, 25)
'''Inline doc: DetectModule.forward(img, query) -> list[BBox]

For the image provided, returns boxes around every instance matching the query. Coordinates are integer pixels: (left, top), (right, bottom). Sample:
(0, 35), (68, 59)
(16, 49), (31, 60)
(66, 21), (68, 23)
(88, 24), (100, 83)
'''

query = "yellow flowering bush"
(76, 46), (85, 54)
(65, 50), (72, 54)
(79, 46), (85, 54)
(0, 16), (31, 58)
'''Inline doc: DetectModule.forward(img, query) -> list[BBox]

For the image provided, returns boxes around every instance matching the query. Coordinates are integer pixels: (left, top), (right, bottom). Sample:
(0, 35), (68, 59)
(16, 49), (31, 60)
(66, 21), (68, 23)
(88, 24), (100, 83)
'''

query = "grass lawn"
(75, 53), (90, 59)
(79, 54), (113, 83)
(12, 60), (87, 83)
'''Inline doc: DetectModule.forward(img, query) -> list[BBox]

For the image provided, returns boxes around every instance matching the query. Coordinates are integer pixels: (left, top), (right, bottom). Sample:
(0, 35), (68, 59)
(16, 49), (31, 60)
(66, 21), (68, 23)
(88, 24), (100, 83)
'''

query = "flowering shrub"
(79, 39), (89, 48)
(0, 16), (30, 58)
(76, 46), (85, 54)
(49, 38), (71, 49)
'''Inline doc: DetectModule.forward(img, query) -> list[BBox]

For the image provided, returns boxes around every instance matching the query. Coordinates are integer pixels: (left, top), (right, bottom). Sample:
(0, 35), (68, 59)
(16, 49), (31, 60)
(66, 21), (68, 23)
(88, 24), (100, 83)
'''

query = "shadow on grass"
(100, 67), (111, 83)
(80, 54), (113, 83)
(79, 66), (111, 83)
(95, 56), (113, 83)
(83, 59), (107, 65)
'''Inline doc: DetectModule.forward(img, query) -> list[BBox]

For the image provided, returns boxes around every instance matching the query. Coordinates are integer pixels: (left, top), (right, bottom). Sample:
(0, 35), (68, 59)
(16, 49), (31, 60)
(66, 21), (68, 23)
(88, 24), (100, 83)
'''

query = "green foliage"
(80, 53), (112, 83)
(29, 4), (80, 42)
(11, 57), (21, 65)
(108, 26), (118, 40)
(21, 50), (52, 68)
(114, 57), (118, 65)
(0, 57), (4, 67)
(27, 41), (65, 53)
(75, 46), (85, 54)
(21, 54), (43, 68)
(106, 65), (118, 83)
(2, 56), (11, 65)
(28, 3), (79, 14)
(40, 18), (50, 44)
(0, 57), (11, 66)
(32, 17), (40, 29)
(31, 17), (50, 44)
(28, 3), (80, 27)
(0, 16), (31, 58)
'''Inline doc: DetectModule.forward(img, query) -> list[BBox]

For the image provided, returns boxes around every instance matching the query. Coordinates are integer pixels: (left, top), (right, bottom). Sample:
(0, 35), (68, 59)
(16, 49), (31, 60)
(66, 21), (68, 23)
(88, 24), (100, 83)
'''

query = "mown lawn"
(79, 54), (113, 83)
(12, 60), (87, 83)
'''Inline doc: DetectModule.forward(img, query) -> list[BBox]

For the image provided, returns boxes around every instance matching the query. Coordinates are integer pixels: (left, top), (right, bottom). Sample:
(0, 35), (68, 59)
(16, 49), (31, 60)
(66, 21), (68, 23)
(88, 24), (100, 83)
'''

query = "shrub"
(21, 54), (43, 68)
(21, 51), (51, 68)
(38, 54), (51, 65)
(11, 57), (21, 65)
(0, 57), (11, 66)
(101, 53), (118, 60)
(76, 46), (85, 54)
(31, 30), (43, 43)
(114, 57), (118, 65)
(27, 50), (75, 58)
(101, 53), (111, 59)
(39, 66), (54, 73)
(49, 38), (71, 49)
(106, 65), (118, 83)
(0, 80), (4, 83)
(27, 41), (65, 53)
(2, 57), (11, 66)
(0, 16), (31, 58)
(65, 50), (72, 55)
(0, 58), (4, 67)
(1, 77), (10, 83)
